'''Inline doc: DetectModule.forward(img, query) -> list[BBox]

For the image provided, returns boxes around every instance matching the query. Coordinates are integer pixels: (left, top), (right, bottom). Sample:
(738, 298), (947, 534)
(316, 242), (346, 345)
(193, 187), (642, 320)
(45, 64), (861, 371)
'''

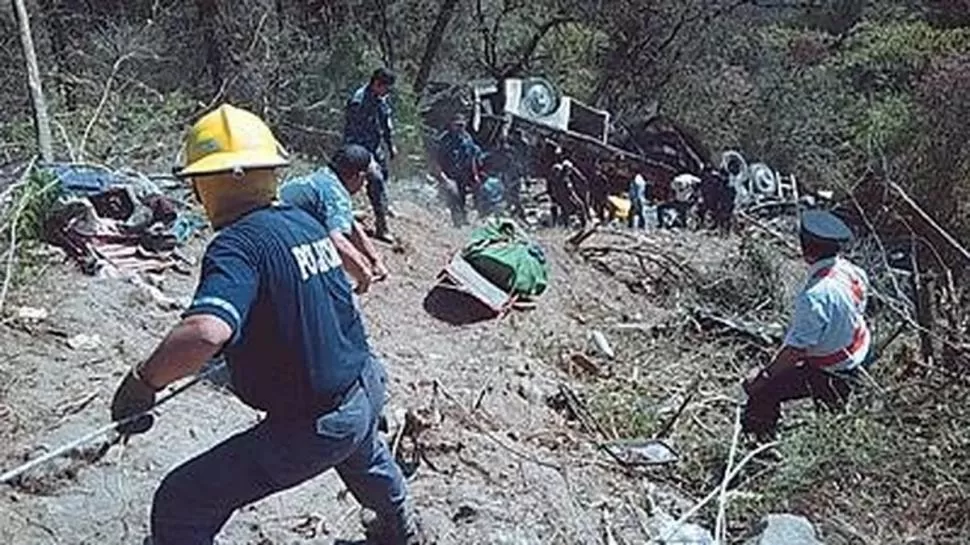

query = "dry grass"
(552, 226), (970, 544)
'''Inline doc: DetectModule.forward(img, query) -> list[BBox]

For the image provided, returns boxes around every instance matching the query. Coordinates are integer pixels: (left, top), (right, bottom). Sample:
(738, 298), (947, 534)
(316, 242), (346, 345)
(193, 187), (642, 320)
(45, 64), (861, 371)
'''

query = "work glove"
(110, 369), (158, 436)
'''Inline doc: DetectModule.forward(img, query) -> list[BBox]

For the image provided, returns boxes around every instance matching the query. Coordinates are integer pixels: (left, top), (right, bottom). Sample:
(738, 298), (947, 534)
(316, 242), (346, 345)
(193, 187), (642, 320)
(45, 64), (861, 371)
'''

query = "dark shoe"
(373, 231), (396, 244)
(363, 508), (426, 545)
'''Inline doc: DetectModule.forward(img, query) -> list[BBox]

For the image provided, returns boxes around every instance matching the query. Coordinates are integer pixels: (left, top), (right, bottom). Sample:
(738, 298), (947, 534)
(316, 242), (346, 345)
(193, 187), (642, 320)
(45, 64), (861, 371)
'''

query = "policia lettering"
(292, 237), (342, 281)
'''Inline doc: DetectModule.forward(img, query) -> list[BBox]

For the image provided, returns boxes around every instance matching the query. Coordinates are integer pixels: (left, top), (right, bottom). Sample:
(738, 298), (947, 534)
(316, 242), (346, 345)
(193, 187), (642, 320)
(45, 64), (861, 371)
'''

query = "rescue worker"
(345, 67), (397, 243)
(500, 128), (530, 219)
(742, 210), (872, 440)
(433, 112), (482, 227)
(109, 104), (421, 545)
(280, 144), (389, 294)
(546, 147), (589, 227)
(658, 172), (700, 228)
(627, 171), (650, 229)
(698, 166), (735, 233)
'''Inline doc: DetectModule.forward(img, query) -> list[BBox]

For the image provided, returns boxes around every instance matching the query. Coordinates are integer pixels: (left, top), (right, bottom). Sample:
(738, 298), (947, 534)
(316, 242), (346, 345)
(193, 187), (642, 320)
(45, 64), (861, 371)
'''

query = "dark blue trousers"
(150, 357), (408, 545)
(366, 153), (390, 235)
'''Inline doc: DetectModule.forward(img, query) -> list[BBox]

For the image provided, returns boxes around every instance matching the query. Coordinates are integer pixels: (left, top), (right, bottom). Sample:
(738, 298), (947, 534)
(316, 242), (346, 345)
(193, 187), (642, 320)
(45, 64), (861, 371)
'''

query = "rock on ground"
(744, 513), (825, 545)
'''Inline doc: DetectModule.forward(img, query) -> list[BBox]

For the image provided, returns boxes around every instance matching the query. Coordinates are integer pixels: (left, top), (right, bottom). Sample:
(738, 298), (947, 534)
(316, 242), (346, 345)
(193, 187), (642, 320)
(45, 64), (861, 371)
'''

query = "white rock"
(744, 514), (825, 545)
(590, 329), (615, 359)
(16, 306), (48, 320)
(67, 333), (102, 351)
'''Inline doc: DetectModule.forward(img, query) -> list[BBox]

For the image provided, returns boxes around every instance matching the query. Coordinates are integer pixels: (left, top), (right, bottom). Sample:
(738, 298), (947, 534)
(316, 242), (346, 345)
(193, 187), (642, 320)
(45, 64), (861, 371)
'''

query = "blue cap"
(800, 210), (853, 243)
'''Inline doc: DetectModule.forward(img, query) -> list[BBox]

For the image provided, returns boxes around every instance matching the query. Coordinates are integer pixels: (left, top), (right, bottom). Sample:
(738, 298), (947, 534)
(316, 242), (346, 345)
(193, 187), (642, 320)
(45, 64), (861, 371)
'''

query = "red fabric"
(805, 324), (869, 368)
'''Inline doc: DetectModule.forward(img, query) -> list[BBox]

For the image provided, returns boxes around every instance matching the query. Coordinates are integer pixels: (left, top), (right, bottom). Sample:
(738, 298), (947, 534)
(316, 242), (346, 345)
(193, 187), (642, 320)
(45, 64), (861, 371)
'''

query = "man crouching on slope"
(742, 210), (872, 441)
(280, 144), (389, 294)
(108, 104), (423, 545)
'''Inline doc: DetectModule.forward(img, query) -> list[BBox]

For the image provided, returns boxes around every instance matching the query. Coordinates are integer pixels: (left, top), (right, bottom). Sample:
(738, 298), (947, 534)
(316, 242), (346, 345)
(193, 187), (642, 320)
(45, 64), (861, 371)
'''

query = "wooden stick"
(714, 407), (743, 543)
(654, 375), (700, 439)
(0, 363), (225, 485)
(78, 52), (135, 161)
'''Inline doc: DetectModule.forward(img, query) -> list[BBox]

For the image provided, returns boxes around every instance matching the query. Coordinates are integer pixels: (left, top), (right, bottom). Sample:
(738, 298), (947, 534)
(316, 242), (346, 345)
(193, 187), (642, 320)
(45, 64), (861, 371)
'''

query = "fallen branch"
(691, 306), (783, 346)
(736, 211), (800, 256)
(655, 440), (779, 544)
(889, 181), (970, 265)
(714, 407), (743, 543)
(579, 243), (698, 281)
(566, 225), (598, 248)
(78, 52), (135, 160)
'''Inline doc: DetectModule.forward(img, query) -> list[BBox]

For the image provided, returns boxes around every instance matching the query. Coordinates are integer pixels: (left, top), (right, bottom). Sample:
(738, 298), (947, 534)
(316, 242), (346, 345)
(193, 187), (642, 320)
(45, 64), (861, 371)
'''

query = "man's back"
(280, 167), (354, 236)
(786, 256), (870, 370)
(437, 130), (479, 178)
(186, 204), (370, 417)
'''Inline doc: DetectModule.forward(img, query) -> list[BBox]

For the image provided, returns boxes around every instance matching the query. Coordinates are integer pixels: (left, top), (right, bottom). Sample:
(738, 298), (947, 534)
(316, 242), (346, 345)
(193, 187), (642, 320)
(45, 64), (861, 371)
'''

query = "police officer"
(432, 112), (482, 227)
(345, 67), (397, 243)
(280, 144), (389, 294)
(742, 210), (872, 440)
(109, 104), (422, 545)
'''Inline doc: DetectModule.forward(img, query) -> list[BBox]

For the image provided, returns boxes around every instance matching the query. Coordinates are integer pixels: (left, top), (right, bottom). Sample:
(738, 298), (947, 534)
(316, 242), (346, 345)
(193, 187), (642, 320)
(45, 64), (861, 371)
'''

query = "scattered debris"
(590, 329), (615, 359)
(41, 163), (204, 277)
(290, 513), (328, 539)
(560, 351), (604, 377)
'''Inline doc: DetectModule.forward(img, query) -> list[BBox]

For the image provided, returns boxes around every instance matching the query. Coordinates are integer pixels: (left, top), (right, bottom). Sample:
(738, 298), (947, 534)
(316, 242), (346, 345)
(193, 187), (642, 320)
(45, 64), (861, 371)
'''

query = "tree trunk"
(12, 0), (54, 163)
(413, 0), (460, 99)
(38, 0), (75, 110)
(197, 0), (223, 95)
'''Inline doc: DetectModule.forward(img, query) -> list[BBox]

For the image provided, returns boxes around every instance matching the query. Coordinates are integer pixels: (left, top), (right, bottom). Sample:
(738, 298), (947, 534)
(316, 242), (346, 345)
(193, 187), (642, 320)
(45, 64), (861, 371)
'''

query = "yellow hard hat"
(176, 104), (289, 178)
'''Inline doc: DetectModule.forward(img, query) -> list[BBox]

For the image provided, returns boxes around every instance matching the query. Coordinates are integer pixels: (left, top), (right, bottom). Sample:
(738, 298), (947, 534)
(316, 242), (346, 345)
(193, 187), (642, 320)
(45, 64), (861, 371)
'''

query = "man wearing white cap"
(742, 210), (872, 439)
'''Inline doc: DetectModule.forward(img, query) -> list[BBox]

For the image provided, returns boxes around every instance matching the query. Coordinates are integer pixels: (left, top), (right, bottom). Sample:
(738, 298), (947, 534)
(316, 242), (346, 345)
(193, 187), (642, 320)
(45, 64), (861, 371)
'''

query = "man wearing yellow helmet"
(108, 104), (422, 544)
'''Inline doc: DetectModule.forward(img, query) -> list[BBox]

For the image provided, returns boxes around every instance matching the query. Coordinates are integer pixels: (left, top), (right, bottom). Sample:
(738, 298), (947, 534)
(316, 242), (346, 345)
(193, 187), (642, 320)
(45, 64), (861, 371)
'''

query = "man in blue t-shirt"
(280, 144), (388, 294)
(108, 104), (422, 545)
(432, 112), (482, 227)
(345, 67), (397, 243)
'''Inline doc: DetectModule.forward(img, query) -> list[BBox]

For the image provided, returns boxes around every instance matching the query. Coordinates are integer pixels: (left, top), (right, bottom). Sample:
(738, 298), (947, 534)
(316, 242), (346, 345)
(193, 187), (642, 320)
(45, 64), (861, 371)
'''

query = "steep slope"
(0, 189), (746, 545)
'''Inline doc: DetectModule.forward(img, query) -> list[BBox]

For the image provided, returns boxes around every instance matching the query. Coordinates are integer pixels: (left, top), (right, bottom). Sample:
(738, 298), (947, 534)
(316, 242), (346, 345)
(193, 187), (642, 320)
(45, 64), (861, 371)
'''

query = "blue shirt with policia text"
(182, 203), (370, 417)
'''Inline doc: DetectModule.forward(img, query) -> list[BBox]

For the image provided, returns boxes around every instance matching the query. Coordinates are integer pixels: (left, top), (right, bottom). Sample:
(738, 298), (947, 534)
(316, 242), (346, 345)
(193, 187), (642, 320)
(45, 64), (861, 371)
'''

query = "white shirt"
(784, 256), (871, 371)
(672, 174), (700, 202)
(629, 174), (647, 202)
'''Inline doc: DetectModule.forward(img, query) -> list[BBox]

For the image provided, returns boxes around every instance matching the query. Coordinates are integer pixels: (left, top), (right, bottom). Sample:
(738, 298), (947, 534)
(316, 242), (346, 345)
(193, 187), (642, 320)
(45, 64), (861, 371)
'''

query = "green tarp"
(461, 218), (548, 297)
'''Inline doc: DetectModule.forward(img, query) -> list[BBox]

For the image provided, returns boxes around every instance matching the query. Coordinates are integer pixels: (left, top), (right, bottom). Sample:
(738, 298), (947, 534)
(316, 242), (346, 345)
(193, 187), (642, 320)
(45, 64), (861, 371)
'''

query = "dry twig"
(435, 379), (562, 471)
(714, 407), (742, 543)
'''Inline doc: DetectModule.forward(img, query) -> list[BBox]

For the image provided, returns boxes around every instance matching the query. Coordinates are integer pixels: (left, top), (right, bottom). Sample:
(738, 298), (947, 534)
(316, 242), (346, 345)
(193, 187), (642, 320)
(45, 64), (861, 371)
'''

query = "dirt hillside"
(0, 183), (775, 545)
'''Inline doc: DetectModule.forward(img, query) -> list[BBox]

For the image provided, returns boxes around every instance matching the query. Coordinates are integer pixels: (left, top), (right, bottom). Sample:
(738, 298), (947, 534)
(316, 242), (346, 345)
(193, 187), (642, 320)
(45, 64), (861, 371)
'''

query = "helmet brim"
(177, 151), (290, 178)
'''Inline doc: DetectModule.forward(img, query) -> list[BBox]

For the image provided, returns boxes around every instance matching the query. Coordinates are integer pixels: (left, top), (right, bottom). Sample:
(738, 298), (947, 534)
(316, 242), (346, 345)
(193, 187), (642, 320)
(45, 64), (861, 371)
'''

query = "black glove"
(110, 370), (158, 436)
